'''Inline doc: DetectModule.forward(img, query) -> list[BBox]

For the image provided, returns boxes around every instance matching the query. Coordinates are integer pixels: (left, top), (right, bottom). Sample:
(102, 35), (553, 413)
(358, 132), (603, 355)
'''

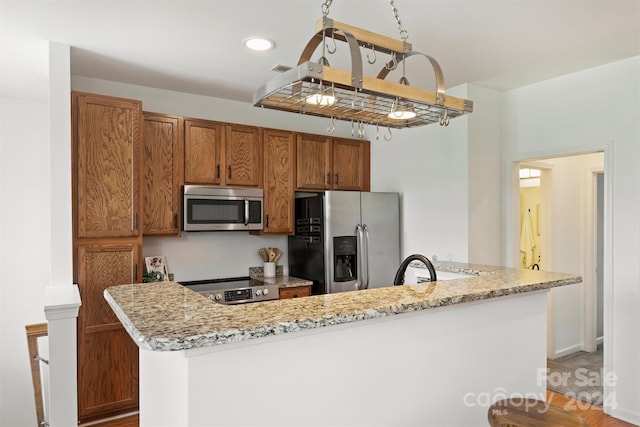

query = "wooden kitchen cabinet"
(279, 285), (312, 299)
(184, 118), (223, 184)
(184, 119), (262, 187)
(224, 124), (262, 187)
(76, 243), (141, 421)
(73, 92), (142, 239)
(332, 137), (370, 191)
(296, 134), (370, 191)
(142, 112), (183, 236)
(296, 133), (332, 190)
(72, 91), (142, 422)
(261, 129), (295, 234)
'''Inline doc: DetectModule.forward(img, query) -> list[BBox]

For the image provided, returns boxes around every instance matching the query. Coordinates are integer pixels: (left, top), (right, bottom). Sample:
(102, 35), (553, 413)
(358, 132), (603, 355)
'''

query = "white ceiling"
(1, 0), (639, 103)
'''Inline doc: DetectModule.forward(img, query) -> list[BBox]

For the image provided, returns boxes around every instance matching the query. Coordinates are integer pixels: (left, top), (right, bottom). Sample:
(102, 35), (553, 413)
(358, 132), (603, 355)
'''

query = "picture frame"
(145, 256), (169, 282)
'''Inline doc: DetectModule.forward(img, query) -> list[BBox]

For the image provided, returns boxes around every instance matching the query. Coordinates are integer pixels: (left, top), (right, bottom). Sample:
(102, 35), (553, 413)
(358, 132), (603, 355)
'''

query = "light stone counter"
(104, 262), (581, 352)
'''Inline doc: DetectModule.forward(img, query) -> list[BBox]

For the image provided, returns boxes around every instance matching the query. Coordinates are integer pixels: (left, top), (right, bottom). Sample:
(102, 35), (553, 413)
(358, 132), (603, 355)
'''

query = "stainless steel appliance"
(182, 186), (263, 231)
(288, 191), (400, 294)
(180, 277), (279, 304)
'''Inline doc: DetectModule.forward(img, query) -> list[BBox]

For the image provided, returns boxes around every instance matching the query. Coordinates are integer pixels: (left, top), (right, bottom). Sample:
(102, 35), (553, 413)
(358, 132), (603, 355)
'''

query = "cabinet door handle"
(133, 213), (138, 230)
(265, 214), (269, 228)
(335, 173), (339, 185)
(216, 164), (220, 179)
(228, 165), (232, 179)
(173, 213), (178, 228)
(133, 264), (138, 281)
(326, 172), (331, 185)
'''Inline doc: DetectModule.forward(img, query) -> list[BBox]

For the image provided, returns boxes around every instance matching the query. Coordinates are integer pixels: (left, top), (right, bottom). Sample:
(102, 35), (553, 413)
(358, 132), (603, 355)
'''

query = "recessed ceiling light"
(243, 37), (275, 52)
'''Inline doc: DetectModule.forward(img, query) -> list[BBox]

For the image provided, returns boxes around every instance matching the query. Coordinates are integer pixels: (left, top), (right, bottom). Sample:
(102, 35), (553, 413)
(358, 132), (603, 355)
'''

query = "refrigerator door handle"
(363, 224), (370, 289)
(356, 224), (363, 290)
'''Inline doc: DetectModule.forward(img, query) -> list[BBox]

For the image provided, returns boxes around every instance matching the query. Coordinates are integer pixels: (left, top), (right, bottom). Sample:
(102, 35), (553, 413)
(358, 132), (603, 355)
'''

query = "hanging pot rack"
(253, 1), (473, 133)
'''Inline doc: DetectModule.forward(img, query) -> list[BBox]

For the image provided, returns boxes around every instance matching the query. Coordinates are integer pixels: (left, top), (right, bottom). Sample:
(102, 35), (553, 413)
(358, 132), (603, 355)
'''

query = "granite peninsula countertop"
(104, 262), (581, 352)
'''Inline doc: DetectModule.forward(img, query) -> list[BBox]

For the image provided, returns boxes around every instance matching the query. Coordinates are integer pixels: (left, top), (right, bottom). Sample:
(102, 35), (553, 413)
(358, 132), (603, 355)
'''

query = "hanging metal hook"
(439, 108), (450, 126)
(367, 45), (376, 64)
(351, 120), (355, 137)
(384, 126), (393, 141)
(376, 123), (380, 140)
(351, 87), (359, 109)
(326, 31), (337, 54)
(358, 121), (365, 138)
(327, 117), (336, 134)
(385, 52), (398, 71)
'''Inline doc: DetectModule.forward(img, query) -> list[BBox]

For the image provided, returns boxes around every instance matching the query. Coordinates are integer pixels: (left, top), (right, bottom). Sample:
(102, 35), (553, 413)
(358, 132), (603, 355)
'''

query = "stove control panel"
(182, 278), (280, 305)
(200, 284), (279, 304)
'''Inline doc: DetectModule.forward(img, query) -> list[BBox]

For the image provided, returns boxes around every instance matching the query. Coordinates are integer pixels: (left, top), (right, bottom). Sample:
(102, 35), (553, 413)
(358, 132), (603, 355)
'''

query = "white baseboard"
(608, 406), (640, 427)
(548, 343), (583, 360)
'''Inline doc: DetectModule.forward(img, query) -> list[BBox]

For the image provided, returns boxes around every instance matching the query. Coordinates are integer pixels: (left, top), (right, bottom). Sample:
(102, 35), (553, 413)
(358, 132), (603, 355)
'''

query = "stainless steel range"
(180, 277), (279, 304)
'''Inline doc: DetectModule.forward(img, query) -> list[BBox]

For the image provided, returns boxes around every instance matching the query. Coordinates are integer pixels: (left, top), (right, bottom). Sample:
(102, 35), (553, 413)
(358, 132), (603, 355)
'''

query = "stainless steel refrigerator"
(288, 191), (400, 294)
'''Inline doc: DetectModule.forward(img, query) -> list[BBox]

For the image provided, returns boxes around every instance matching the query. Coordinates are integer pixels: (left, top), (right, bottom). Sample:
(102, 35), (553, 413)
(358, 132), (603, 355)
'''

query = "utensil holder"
(263, 262), (276, 278)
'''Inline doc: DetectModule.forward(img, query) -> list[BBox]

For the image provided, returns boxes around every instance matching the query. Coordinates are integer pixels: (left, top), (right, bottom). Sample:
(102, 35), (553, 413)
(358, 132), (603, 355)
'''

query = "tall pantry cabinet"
(72, 92), (141, 421)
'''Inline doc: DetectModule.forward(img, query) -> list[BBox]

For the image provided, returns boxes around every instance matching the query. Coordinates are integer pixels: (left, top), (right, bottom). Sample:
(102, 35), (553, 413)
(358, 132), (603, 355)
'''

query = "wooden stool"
(488, 398), (589, 427)
(26, 323), (48, 427)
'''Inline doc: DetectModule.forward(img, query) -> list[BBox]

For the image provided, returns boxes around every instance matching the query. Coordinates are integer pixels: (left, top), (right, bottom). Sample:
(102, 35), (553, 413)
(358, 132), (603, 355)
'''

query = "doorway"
(516, 152), (605, 406)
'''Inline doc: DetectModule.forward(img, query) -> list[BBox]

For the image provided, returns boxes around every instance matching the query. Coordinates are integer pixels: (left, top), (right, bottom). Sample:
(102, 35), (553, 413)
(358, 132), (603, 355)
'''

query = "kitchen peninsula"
(105, 262), (581, 426)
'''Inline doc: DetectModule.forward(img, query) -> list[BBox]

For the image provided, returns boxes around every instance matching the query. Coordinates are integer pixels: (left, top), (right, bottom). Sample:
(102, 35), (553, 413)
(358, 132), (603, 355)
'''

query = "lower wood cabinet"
(76, 243), (140, 421)
(279, 285), (312, 299)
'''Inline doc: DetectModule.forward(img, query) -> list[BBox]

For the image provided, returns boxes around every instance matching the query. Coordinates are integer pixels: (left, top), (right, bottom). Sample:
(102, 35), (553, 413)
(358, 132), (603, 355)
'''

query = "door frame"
(508, 144), (613, 412)
(584, 168), (604, 353)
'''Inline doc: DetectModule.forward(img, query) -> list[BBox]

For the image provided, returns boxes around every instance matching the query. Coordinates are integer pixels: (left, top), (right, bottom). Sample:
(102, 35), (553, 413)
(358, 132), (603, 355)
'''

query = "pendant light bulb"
(305, 81), (336, 106)
(388, 97), (417, 120)
(306, 93), (336, 106)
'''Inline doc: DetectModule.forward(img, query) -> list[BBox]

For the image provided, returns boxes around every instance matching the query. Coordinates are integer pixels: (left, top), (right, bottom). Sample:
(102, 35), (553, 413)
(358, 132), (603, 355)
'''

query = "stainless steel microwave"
(182, 186), (263, 231)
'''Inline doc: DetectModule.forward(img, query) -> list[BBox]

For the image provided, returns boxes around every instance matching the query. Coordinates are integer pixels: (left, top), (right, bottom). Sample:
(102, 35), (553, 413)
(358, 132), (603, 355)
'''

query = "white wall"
(369, 110), (468, 262)
(502, 56), (640, 423)
(467, 84), (503, 265)
(0, 97), (50, 427)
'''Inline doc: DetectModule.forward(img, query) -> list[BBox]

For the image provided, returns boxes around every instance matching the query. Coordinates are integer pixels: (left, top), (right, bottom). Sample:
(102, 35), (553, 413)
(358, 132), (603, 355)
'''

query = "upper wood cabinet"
(332, 137), (370, 191)
(225, 124), (263, 187)
(262, 129), (295, 234)
(296, 133), (332, 190)
(184, 119), (262, 187)
(142, 112), (183, 236)
(73, 92), (142, 239)
(184, 119), (223, 185)
(296, 135), (370, 192)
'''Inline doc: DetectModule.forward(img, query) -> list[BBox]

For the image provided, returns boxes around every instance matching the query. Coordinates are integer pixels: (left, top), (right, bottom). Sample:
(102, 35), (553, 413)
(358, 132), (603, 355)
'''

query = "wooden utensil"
(259, 247), (268, 262)
(274, 248), (282, 263)
(268, 248), (276, 262)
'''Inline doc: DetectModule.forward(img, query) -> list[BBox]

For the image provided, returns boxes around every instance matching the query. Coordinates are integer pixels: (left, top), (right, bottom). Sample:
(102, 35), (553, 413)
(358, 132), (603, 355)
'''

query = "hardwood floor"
(547, 390), (638, 427)
(79, 393), (635, 427)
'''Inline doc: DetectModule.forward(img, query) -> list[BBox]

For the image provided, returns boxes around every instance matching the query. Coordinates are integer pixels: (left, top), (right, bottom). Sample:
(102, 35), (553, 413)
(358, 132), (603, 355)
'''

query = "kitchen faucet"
(393, 254), (437, 285)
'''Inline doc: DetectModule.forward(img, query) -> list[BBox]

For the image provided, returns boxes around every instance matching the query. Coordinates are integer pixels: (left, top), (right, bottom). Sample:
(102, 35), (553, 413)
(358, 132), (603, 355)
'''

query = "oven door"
(183, 187), (263, 231)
